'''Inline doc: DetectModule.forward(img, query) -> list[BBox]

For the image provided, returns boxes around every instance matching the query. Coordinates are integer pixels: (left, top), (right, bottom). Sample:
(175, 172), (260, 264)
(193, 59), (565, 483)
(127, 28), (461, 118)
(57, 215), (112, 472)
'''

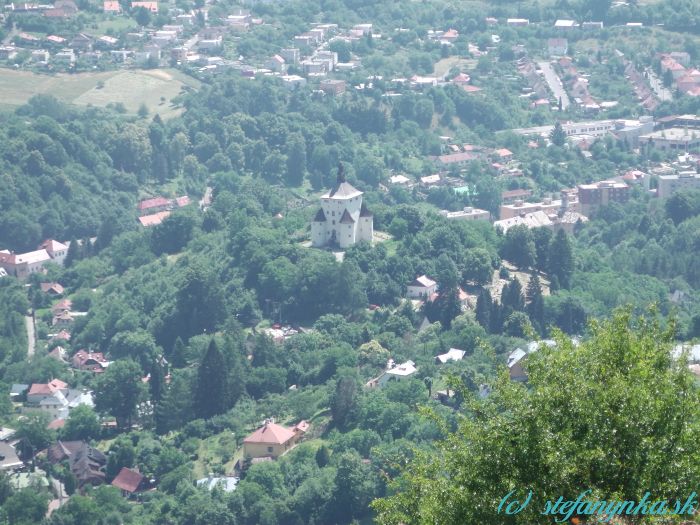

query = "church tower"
(311, 164), (373, 248)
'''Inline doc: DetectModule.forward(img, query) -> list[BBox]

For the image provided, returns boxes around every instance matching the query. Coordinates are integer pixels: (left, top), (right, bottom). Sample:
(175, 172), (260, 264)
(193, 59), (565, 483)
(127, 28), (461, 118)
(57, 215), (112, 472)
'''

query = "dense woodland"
(1, 0), (700, 523)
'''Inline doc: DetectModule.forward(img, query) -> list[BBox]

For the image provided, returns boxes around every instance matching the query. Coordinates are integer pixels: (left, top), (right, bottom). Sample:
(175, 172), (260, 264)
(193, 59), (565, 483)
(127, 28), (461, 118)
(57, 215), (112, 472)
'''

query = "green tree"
(526, 274), (545, 334)
(94, 359), (145, 430)
(4, 488), (49, 525)
(285, 132), (306, 186)
(503, 311), (533, 338)
(194, 339), (229, 419)
(330, 451), (380, 523)
(548, 229), (574, 289)
(475, 289), (492, 331)
(133, 5), (151, 26)
(550, 121), (566, 146)
(374, 310), (700, 524)
(330, 372), (359, 431)
(150, 210), (196, 254)
(500, 225), (536, 269)
(316, 444), (331, 467)
(16, 413), (52, 456)
(49, 494), (102, 525)
(62, 405), (100, 441)
(105, 437), (135, 481)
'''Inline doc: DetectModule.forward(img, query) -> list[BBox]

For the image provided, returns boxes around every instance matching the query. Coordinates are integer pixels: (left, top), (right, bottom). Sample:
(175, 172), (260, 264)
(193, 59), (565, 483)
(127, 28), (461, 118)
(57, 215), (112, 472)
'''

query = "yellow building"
(243, 420), (308, 459)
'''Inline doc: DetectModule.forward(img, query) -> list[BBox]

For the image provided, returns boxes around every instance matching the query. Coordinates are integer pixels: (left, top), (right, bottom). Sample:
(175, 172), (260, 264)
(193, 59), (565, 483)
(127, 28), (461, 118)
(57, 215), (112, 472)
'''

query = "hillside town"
(1, 0), (700, 523)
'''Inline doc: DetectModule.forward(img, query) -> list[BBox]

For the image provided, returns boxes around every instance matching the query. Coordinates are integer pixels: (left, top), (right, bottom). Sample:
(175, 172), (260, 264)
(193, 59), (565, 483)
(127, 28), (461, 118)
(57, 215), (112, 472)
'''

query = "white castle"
(311, 165), (373, 249)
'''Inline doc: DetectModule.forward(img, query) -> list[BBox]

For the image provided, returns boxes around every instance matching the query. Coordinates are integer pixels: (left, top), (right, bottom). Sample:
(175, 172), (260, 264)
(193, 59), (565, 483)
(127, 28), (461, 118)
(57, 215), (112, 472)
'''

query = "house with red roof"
(27, 379), (69, 404)
(112, 467), (145, 496)
(40, 282), (64, 295)
(243, 419), (308, 459)
(72, 350), (110, 373)
(137, 197), (170, 216)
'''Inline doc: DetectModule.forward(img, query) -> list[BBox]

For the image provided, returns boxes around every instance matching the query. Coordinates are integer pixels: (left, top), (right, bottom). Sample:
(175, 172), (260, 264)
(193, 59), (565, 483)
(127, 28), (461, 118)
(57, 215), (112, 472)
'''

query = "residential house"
(26, 379), (68, 405)
(138, 211), (170, 227)
(280, 48), (299, 65)
(577, 180), (629, 216)
(657, 172), (700, 198)
(547, 38), (568, 56)
(196, 475), (239, 492)
(0, 45), (18, 60)
(31, 49), (50, 63)
(377, 360), (418, 387)
(47, 346), (68, 363)
(131, 1), (157, 12)
(137, 197), (170, 215)
(48, 441), (106, 486)
(54, 48), (75, 64)
(10, 384), (28, 401)
(72, 350), (110, 372)
(280, 74), (306, 90)
(243, 419), (308, 459)
(70, 33), (93, 52)
(40, 282), (64, 295)
(554, 19), (578, 30)
(508, 340), (560, 381)
(40, 239), (68, 265)
(265, 54), (285, 72)
(435, 348), (466, 364)
(439, 207), (490, 221)
(52, 298), (72, 315)
(506, 18), (529, 26)
(0, 249), (52, 278)
(52, 310), (74, 327)
(319, 79), (346, 95)
(407, 275), (437, 299)
(0, 441), (22, 471)
(103, 0), (120, 13)
(112, 467), (146, 496)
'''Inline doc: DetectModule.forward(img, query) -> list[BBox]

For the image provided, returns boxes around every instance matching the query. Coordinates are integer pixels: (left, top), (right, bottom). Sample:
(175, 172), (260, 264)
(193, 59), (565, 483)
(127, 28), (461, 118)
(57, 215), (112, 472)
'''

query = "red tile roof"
(138, 197), (170, 211)
(243, 422), (295, 445)
(138, 211), (171, 227)
(112, 467), (144, 493)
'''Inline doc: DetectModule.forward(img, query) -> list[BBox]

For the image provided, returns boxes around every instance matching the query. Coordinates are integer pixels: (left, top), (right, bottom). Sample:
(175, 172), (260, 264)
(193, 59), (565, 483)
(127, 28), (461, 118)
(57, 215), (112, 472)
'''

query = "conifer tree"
(526, 275), (545, 334)
(171, 337), (186, 368)
(64, 238), (79, 268)
(548, 230), (574, 289)
(475, 289), (492, 331)
(194, 340), (229, 420)
(149, 358), (164, 404)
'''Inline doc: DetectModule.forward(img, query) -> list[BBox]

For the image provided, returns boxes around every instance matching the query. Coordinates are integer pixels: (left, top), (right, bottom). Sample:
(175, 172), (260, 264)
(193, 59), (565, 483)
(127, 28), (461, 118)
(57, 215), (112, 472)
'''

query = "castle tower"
(311, 164), (373, 248)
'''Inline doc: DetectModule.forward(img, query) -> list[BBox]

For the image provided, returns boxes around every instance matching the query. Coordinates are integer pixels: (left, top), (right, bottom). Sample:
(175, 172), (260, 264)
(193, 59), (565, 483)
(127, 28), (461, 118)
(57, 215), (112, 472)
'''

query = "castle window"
(332, 221), (335, 225)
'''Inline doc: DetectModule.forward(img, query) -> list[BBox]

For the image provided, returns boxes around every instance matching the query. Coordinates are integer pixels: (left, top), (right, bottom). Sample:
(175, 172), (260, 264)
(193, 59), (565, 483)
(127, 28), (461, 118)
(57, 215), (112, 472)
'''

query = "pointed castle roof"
(313, 208), (327, 222)
(323, 163), (362, 199)
(339, 209), (355, 224)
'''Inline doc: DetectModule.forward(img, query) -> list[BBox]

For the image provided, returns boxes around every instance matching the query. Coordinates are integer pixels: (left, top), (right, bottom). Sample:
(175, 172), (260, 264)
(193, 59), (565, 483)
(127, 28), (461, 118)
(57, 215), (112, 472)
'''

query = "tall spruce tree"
(526, 275), (545, 334)
(171, 337), (186, 368)
(548, 230), (574, 289)
(64, 238), (79, 268)
(475, 289), (492, 331)
(149, 358), (164, 404)
(194, 340), (229, 420)
(501, 278), (525, 314)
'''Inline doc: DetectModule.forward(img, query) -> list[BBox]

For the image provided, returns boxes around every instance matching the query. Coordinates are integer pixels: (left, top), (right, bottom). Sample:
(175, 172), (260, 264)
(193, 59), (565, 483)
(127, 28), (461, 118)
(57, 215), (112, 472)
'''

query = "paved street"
(645, 68), (673, 101)
(538, 61), (570, 110)
(25, 313), (35, 359)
